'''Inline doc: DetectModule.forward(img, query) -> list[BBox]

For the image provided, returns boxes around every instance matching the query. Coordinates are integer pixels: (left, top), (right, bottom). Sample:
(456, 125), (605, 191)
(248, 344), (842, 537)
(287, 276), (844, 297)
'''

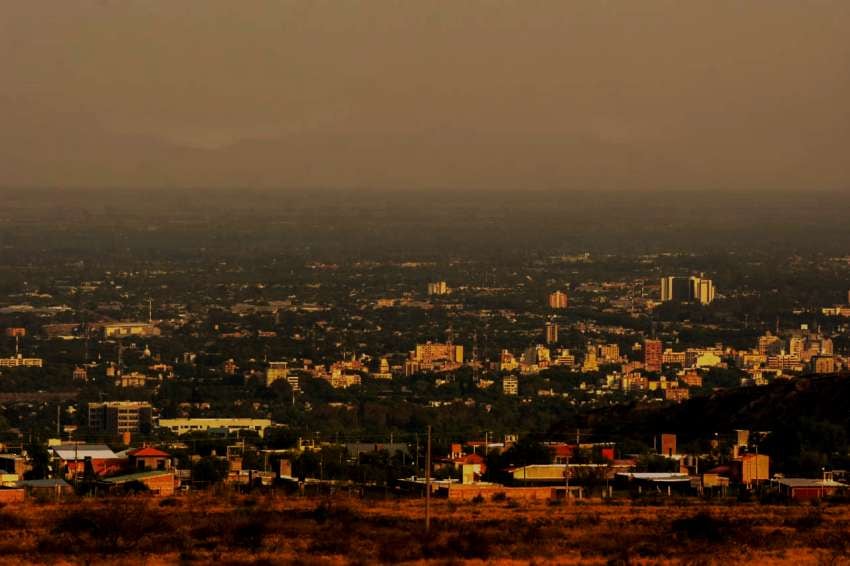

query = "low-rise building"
(116, 372), (157, 388)
(99, 469), (177, 496)
(665, 387), (690, 402)
(158, 418), (273, 438)
(0, 355), (43, 368)
(51, 443), (124, 479)
(774, 477), (846, 501)
(100, 322), (160, 338)
(127, 446), (172, 471)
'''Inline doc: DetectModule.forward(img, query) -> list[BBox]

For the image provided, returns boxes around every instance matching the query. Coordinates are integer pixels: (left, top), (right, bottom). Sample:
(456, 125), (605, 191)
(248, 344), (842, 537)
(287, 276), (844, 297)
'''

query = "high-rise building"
(548, 290), (568, 309)
(693, 277), (716, 305)
(413, 342), (464, 364)
(545, 322), (559, 344)
(427, 281), (449, 295)
(598, 344), (620, 363)
(499, 349), (519, 372)
(660, 277), (691, 302)
(789, 336), (806, 357)
(287, 373), (301, 392)
(758, 333), (784, 356)
(582, 347), (599, 372)
(503, 374), (519, 396)
(811, 355), (836, 374)
(660, 275), (715, 305)
(88, 401), (153, 436)
(644, 339), (663, 372)
(521, 345), (551, 368)
(266, 361), (289, 387)
(553, 348), (576, 367)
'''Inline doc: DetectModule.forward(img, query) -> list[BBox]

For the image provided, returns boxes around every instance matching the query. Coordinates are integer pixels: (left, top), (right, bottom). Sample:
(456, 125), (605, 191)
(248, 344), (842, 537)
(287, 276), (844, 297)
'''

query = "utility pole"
(472, 330), (479, 383)
(754, 442), (758, 492)
(425, 425), (431, 533)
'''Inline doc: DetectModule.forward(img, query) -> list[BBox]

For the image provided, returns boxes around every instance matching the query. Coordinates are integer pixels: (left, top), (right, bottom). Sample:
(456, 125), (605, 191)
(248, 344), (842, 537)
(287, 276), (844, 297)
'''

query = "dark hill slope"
(552, 373), (850, 473)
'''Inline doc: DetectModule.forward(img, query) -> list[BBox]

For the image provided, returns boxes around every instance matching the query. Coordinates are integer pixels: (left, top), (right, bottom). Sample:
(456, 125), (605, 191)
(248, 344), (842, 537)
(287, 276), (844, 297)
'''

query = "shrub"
(671, 511), (729, 542)
(787, 509), (823, 531)
(448, 527), (493, 559)
(229, 517), (267, 549)
(0, 510), (26, 531)
(49, 500), (178, 553)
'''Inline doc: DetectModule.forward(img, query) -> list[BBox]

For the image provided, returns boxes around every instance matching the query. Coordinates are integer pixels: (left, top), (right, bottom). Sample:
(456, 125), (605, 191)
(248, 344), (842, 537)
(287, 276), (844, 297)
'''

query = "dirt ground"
(1, 493), (849, 564)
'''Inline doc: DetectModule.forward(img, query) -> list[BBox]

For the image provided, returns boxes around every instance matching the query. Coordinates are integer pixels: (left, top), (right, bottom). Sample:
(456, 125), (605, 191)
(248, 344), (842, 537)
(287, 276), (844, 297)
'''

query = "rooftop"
(100, 470), (174, 484)
(775, 478), (846, 488)
(52, 444), (119, 461)
(128, 446), (170, 458)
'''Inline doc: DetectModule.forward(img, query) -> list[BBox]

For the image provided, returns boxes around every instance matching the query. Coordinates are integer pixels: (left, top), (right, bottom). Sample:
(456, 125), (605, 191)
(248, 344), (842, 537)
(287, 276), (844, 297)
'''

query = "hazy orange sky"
(2, 1), (848, 191)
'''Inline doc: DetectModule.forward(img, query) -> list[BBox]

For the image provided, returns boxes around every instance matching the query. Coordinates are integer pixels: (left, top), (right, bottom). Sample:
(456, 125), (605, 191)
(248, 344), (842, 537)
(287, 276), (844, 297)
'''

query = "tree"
(192, 456), (228, 485)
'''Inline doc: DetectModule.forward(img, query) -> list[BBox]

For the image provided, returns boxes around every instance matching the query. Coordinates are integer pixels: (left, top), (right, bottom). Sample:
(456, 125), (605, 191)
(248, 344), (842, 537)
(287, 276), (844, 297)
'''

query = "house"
(552, 444), (575, 464)
(51, 444), (124, 479)
(433, 444), (487, 479)
(615, 472), (694, 494)
(458, 453), (486, 484)
(127, 446), (172, 471)
(774, 477), (846, 501)
(700, 473), (731, 496)
(99, 469), (177, 496)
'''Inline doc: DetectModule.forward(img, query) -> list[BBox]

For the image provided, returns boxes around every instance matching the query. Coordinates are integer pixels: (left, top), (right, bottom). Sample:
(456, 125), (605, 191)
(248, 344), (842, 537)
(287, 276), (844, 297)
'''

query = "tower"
(644, 339), (663, 373)
(548, 290), (568, 309)
(545, 322), (559, 345)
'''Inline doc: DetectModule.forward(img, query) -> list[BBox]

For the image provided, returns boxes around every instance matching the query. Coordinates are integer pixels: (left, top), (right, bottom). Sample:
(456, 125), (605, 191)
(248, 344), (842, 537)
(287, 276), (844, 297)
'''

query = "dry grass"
(1, 495), (849, 564)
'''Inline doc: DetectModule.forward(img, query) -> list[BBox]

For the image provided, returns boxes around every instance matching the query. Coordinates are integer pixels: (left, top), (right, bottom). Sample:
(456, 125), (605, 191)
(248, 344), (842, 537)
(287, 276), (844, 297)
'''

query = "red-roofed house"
(553, 444), (575, 464)
(457, 453), (486, 484)
(128, 447), (171, 471)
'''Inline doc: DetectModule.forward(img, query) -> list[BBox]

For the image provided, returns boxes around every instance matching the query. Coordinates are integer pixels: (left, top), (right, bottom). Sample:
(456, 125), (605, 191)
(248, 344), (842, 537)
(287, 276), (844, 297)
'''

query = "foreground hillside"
(2, 494), (850, 564)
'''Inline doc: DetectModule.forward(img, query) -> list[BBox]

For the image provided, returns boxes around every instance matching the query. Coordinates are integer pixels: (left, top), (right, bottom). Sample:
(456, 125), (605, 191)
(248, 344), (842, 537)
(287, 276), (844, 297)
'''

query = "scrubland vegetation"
(2, 494), (850, 564)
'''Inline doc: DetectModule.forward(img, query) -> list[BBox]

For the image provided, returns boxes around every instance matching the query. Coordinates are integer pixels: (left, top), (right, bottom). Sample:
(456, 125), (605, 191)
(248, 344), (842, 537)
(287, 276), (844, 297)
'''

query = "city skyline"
(2, 3), (850, 563)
